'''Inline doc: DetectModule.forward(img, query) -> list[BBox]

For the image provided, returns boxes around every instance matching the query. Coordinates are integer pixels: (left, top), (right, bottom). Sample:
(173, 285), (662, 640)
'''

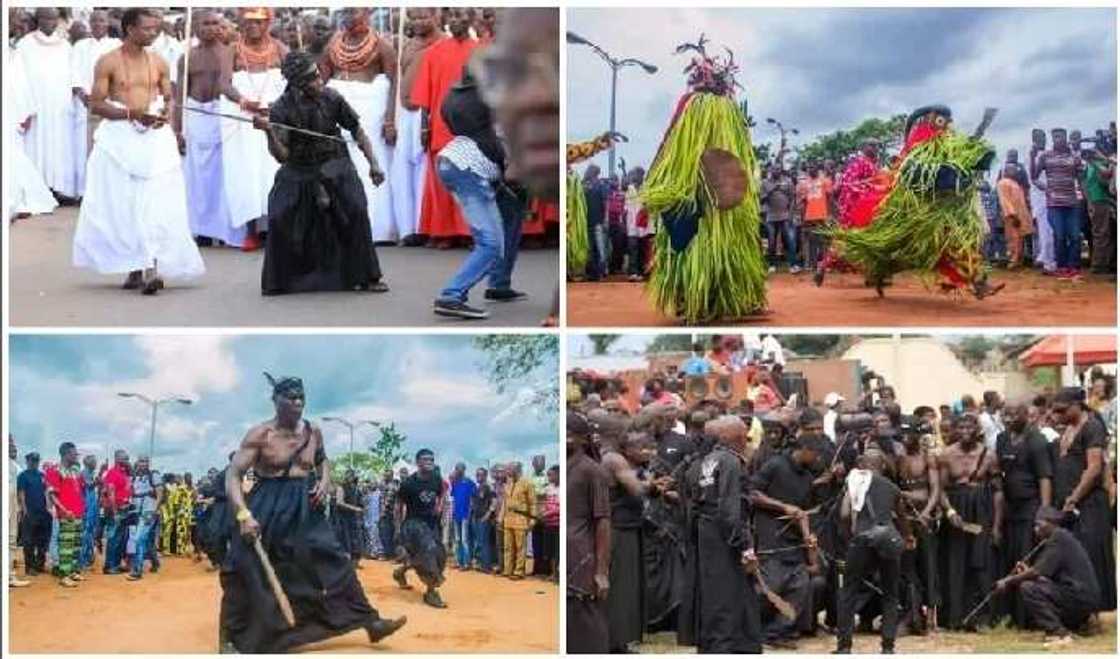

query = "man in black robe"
(994, 506), (1101, 647)
(253, 51), (389, 296)
(393, 449), (449, 608)
(995, 402), (1053, 627)
(199, 452), (235, 569)
(1050, 387), (1116, 611)
(749, 436), (821, 649)
(566, 411), (612, 654)
(683, 415), (762, 653)
(220, 374), (406, 653)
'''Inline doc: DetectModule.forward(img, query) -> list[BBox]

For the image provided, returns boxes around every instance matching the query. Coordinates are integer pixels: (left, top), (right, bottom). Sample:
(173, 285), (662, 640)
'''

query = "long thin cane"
(179, 7), (192, 143)
(960, 537), (1049, 627)
(252, 537), (296, 627)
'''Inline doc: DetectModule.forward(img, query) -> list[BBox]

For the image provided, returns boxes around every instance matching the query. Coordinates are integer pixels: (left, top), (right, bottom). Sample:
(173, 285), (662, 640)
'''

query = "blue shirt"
(17, 468), (48, 516)
(451, 477), (477, 522)
(680, 356), (711, 376)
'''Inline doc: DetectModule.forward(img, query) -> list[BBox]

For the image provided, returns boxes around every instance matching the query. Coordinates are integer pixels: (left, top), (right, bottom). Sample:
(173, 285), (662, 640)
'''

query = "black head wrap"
(281, 50), (319, 85)
(264, 372), (304, 398)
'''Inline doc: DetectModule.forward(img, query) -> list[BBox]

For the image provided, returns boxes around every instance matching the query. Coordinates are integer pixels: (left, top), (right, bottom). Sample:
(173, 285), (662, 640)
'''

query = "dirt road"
(8, 556), (558, 653)
(567, 270), (1117, 327)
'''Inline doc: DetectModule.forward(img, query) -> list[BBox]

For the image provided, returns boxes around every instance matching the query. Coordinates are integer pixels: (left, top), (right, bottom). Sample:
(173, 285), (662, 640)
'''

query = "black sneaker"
(434, 300), (489, 320)
(484, 288), (528, 302)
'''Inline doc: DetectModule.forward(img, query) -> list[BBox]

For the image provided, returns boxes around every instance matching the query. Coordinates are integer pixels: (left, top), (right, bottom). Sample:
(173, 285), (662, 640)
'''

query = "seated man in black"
(994, 506), (1101, 648)
(253, 51), (389, 296)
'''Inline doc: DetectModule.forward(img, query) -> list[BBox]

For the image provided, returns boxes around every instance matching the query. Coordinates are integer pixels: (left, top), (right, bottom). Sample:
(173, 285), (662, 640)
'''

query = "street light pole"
(766, 117), (799, 170)
(566, 31), (657, 179)
(117, 392), (193, 469)
(322, 417), (381, 472)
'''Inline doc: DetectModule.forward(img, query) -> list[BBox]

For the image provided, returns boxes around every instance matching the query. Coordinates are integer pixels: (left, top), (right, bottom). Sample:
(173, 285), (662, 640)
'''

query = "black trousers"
(838, 530), (903, 651)
(21, 512), (51, 572)
(378, 516), (396, 558)
(760, 557), (810, 642)
(567, 596), (610, 653)
(1020, 577), (1093, 635)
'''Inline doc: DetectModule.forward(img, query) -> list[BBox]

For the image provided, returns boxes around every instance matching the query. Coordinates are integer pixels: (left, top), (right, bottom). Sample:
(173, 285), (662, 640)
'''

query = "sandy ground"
(7, 556), (558, 654)
(638, 611), (1117, 654)
(9, 208), (559, 328)
(567, 269), (1117, 327)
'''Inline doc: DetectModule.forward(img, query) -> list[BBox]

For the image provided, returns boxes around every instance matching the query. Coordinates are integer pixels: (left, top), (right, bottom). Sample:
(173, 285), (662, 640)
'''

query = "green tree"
(798, 114), (907, 166)
(472, 335), (559, 422)
(588, 334), (621, 355)
(646, 334), (699, 354)
(780, 335), (844, 358)
(330, 423), (409, 482)
(957, 336), (997, 367)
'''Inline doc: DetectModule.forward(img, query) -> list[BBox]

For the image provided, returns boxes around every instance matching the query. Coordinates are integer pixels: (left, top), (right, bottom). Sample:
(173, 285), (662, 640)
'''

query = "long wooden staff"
(179, 6), (192, 143)
(253, 537), (297, 627)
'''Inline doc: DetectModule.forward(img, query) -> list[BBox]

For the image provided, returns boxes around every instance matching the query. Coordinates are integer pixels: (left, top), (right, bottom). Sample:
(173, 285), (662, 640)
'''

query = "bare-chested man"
(390, 7), (443, 245)
(220, 374), (406, 653)
(73, 7), (204, 294)
(173, 10), (240, 248)
(319, 8), (401, 242)
(897, 422), (941, 633)
(937, 414), (1004, 629)
(601, 430), (668, 652)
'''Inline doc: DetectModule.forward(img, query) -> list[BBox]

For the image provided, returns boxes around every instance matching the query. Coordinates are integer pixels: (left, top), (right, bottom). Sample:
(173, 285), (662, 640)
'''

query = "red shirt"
(410, 36), (481, 154)
(103, 465), (132, 508)
(44, 464), (84, 519)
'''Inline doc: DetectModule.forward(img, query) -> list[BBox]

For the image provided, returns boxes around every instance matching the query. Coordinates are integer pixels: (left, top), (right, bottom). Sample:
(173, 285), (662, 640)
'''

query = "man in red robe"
(411, 7), (479, 246)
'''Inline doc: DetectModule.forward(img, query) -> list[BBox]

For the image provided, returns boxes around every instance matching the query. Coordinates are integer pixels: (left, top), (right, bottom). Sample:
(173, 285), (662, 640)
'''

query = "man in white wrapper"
(73, 8), (204, 296)
(70, 10), (122, 199)
(6, 45), (58, 221)
(391, 8), (442, 246)
(175, 10), (239, 247)
(320, 8), (400, 243)
(16, 8), (80, 201)
(219, 7), (289, 250)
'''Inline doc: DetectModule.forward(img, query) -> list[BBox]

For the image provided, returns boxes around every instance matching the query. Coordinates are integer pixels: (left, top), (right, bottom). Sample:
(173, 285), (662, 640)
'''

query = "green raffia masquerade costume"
(641, 38), (766, 322)
(825, 104), (1001, 298)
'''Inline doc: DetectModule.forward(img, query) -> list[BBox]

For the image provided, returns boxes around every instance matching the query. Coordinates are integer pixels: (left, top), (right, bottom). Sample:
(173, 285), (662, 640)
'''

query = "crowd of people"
(566, 362), (1117, 653)
(7, 435), (560, 596)
(8, 6), (560, 321)
(573, 127), (1117, 285)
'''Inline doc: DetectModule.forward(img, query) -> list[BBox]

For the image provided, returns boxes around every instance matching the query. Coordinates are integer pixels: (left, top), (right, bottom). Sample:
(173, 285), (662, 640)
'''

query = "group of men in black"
(566, 385), (1115, 654)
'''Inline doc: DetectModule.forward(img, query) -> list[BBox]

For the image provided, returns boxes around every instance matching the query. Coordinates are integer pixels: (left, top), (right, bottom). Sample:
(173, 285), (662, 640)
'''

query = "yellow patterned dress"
(159, 483), (195, 555)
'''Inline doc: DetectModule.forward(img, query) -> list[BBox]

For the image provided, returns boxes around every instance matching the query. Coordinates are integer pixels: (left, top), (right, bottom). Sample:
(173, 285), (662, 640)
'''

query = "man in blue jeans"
(449, 462), (477, 569)
(470, 467), (497, 572)
(433, 68), (527, 319)
(1031, 128), (1086, 279)
(126, 457), (162, 581)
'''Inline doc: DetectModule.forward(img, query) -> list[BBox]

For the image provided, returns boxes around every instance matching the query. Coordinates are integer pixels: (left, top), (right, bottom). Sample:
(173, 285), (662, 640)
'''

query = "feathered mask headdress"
(676, 34), (741, 97)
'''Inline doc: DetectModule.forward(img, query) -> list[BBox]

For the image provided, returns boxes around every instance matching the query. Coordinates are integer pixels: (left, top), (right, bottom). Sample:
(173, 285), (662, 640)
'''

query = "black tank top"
(610, 479), (645, 530)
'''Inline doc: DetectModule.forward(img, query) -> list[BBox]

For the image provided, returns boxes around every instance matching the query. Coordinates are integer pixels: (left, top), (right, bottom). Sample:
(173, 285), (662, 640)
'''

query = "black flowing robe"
(219, 476), (382, 653)
(689, 445), (761, 653)
(997, 428), (1053, 627)
(1053, 415), (1116, 611)
(262, 87), (383, 295)
(938, 482), (994, 629)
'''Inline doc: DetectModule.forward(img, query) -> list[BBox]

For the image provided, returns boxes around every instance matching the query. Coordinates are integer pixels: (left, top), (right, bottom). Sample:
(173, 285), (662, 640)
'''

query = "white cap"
(824, 392), (845, 407)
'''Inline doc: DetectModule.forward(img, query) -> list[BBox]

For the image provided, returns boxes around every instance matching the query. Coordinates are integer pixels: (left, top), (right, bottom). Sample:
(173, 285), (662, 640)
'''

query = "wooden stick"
(253, 537), (296, 627)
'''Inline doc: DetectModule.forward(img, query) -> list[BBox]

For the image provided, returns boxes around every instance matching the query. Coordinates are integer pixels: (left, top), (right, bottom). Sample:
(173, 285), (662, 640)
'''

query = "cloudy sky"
(568, 7), (1116, 172)
(10, 335), (558, 476)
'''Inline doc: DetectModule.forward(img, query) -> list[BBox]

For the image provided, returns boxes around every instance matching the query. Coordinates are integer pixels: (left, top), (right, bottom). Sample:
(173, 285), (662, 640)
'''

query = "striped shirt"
(439, 136), (501, 181)
(1037, 149), (1083, 208)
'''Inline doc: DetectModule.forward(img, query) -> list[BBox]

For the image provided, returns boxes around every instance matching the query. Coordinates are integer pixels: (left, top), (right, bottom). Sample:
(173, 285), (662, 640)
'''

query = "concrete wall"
(841, 337), (994, 411)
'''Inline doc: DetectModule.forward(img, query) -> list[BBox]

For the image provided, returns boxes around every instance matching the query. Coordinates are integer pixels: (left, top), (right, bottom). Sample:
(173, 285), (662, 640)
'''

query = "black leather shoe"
(366, 616), (407, 643)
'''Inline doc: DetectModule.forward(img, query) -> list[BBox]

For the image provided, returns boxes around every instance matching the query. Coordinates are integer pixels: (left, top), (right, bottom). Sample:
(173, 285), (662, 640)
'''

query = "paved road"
(10, 208), (559, 327)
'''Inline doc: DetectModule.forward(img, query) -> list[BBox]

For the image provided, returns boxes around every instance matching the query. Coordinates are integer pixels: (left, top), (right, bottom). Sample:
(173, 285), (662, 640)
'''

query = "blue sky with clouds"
(568, 7), (1116, 174)
(10, 335), (558, 476)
